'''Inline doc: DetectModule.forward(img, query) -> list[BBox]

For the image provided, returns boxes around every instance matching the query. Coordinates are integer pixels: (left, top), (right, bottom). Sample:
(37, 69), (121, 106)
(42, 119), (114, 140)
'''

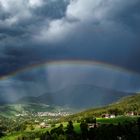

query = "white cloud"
(33, 0), (112, 43)
(35, 0), (106, 43)
(0, 0), (44, 27)
(35, 18), (78, 43)
(66, 0), (104, 21)
(29, 0), (44, 8)
(0, 0), (139, 43)
(34, 0), (139, 43)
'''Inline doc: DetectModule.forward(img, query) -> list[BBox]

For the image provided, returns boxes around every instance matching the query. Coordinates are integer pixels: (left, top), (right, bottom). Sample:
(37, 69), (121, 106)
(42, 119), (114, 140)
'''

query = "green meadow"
(1, 116), (139, 140)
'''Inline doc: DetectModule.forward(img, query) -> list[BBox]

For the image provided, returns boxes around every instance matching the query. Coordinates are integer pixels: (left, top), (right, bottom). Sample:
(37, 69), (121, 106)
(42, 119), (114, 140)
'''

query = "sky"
(0, 0), (140, 102)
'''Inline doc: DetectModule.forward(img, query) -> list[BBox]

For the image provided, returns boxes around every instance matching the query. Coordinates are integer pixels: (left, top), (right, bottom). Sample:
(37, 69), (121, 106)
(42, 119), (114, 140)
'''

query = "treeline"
(15, 117), (140, 140)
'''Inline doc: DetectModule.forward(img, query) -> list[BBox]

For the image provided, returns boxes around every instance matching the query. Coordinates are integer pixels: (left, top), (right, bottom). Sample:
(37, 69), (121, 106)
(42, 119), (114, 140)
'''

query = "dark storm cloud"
(0, 0), (140, 97)
(114, 1), (140, 35)
(0, 0), (71, 75)
(32, 0), (69, 19)
(0, 0), (69, 44)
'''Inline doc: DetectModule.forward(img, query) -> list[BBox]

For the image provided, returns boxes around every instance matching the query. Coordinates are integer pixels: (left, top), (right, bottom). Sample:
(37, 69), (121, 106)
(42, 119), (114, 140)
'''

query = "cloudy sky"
(0, 0), (140, 102)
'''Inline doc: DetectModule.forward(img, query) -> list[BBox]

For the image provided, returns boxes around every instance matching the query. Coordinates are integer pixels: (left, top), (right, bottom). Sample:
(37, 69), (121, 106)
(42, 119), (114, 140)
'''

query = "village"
(15, 111), (72, 117)
(37, 111), (72, 117)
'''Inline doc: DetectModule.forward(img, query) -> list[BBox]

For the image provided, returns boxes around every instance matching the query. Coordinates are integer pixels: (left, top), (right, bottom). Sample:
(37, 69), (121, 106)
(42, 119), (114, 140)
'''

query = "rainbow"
(0, 59), (139, 80)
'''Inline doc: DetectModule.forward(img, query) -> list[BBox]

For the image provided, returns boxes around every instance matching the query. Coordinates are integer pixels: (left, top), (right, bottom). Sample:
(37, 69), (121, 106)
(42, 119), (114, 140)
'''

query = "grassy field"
(1, 116), (138, 140)
(0, 128), (49, 140)
(96, 116), (138, 124)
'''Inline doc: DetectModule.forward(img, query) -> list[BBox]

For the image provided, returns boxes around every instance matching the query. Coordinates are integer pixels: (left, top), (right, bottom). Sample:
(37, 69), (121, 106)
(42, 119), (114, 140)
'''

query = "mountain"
(0, 103), (56, 117)
(50, 85), (132, 108)
(15, 85), (134, 109)
(65, 93), (140, 120)
(0, 94), (12, 105)
(0, 88), (139, 117)
(16, 92), (53, 105)
(0, 103), (75, 117)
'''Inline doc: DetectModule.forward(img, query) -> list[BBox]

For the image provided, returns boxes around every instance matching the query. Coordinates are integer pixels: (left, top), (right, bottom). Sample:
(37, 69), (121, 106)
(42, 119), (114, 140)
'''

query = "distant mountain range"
(0, 91), (139, 118)
(16, 93), (53, 105)
(13, 85), (134, 108)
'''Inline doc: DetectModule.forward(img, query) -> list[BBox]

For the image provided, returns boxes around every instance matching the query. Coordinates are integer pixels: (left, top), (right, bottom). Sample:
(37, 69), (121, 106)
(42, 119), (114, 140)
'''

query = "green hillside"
(0, 103), (61, 117)
(62, 93), (140, 121)
(1, 93), (140, 119)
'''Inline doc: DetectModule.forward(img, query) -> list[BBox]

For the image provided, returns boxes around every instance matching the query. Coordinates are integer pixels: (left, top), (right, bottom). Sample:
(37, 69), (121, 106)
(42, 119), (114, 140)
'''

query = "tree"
(108, 108), (122, 115)
(137, 117), (140, 139)
(66, 121), (74, 134)
(0, 127), (5, 138)
(80, 121), (88, 139)
(57, 124), (64, 135)
(65, 121), (75, 140)
(85, 117), (96, 124)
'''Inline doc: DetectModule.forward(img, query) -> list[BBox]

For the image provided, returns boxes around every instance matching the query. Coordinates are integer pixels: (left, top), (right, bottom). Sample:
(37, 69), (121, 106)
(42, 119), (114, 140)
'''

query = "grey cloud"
(34, 0), (140, 43)
(0, 0), (140, 98)
(1, 0), (140, 106)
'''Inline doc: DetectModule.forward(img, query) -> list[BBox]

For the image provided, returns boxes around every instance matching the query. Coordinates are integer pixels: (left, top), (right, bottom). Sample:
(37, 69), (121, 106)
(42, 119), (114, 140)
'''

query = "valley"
(0, 94), (140, 140)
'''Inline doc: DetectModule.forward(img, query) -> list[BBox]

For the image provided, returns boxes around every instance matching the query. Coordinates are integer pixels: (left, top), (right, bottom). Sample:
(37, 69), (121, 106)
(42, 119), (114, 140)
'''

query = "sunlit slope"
(63, 93), (140, 120)
(0, 104), (57, 117)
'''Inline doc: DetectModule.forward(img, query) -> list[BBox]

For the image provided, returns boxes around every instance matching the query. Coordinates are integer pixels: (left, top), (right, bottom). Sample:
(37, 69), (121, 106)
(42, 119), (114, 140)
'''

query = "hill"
(16, 92), (53, 105)
(15, 85), (133, 108)
(62, 93), (140, 121)
(0, 103), (74, 117)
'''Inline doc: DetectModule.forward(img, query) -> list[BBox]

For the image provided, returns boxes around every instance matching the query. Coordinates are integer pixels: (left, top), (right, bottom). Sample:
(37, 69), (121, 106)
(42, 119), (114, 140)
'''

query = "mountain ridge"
(14, 84), (135, 108)
(63, 93), (140, 121)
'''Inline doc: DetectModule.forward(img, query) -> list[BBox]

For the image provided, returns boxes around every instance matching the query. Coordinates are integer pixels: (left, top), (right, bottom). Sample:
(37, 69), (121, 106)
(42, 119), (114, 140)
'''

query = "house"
(40, 122), (46, 128)
(110, 114), (115, 118)
(102, 114), (110, 118)
(102, 114), (115, 118)
(40, 122), (50, 128)
(126, 111), (134, 116)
